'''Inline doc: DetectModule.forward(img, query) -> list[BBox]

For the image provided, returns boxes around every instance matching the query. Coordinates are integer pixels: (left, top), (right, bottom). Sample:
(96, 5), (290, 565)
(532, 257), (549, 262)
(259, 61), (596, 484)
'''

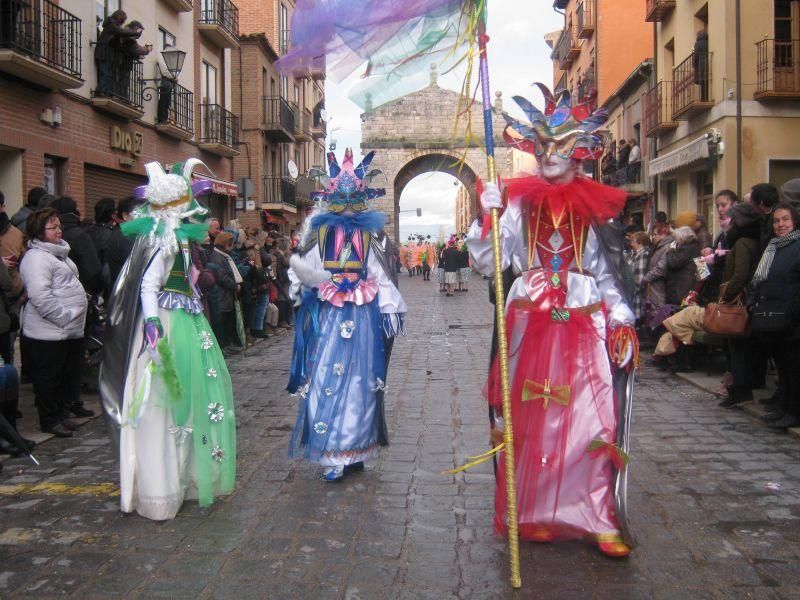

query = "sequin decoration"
(548, 229), (564, 251)
(333, 363), (344, 376)
(549, 253), (563, 271)
(211, 445), (223, 462)
(206, 368), (218, 378)
(374, 378), (386, 392)
(340, 320), (356, 339)
(325, 388), (334, 396)
(199, 331), (214, 350)
(168, 425), (193, 444)
(313, 422), (328, 434)
(202, 434), (208, 445)
(208, 402), (224, 423)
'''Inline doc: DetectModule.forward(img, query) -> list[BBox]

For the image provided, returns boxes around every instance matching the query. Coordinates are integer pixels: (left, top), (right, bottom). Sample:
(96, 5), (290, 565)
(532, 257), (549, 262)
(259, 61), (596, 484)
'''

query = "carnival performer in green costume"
(102, 159), (236, 520)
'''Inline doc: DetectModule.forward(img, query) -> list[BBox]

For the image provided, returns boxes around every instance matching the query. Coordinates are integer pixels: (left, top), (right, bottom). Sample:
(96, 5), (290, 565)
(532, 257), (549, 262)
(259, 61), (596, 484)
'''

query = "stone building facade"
(360, 74), (511, 241)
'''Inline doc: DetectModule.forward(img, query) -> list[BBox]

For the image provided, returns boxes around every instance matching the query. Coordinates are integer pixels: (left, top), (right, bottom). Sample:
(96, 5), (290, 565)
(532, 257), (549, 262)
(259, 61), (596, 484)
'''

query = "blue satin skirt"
(289, 299), (388, 466)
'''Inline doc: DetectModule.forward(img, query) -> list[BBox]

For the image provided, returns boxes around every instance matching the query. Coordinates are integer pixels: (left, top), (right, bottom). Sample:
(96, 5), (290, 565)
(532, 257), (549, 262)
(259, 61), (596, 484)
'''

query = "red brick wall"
(0, 78), (234, 216)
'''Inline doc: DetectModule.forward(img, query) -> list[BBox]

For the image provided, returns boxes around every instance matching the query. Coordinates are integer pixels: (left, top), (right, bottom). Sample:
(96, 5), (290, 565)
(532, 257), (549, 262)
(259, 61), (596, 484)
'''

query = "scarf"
(751, 229), (800, 285)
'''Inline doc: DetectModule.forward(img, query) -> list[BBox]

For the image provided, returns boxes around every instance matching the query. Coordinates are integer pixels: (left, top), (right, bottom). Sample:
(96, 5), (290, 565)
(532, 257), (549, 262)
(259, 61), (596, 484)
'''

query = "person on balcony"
(94, 10), (139, 97)
(627, 139), (641, 184)
(156, 48), (177, 124)
(118, 21), (151, 101)
(693, 30), (709, 102)
(616, 139), (630, 186)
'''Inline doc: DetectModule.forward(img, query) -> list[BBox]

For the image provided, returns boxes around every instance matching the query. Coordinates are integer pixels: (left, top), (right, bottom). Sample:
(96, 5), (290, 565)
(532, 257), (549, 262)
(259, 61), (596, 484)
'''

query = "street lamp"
(160, 47), (186, 79)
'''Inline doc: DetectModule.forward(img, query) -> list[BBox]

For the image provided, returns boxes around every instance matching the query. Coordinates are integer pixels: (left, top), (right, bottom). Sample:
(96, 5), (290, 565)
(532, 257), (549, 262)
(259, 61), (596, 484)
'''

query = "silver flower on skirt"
(199, 330), (214, 350)
(206, 368), (218, 378)
(333, 363), (344, 376)
(208, 402), (225, 423)
(313, 421), (328, 434)
(211, 445), (224, 462)
(374, 378), (386, 392)
(168, 425), (193, 444)
(340, 320), (356, 339)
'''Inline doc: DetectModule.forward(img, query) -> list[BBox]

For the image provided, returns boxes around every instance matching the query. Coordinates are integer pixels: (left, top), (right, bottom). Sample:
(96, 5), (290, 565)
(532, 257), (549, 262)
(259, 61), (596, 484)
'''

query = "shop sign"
(649, 134), (711, 176)
(110, 126), (144, 157)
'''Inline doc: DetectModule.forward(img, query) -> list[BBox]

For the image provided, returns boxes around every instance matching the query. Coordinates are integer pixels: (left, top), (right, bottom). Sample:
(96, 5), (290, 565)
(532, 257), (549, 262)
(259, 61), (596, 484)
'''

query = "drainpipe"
(735, 0), (742, 198)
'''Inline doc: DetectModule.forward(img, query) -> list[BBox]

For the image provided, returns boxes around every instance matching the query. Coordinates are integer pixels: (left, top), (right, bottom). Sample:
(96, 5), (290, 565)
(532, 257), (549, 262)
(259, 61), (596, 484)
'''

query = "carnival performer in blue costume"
(287, 148), (406, 482)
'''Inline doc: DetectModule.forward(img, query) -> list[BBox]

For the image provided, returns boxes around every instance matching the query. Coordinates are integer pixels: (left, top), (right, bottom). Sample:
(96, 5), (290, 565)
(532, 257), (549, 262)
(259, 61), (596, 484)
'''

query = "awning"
(192, 174), (239, 197)
(649, 134), (713, 177)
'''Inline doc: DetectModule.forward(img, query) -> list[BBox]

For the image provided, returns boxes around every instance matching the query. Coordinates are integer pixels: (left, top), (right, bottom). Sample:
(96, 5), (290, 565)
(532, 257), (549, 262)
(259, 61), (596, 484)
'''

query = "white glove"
(616, 344), (633, 369)
(480, 182), (503, 212)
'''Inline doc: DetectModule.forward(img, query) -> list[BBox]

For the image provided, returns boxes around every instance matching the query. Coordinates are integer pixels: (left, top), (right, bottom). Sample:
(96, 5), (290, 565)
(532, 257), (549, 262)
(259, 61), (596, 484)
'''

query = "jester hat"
(309, 148), (386, 213)
(503, 83), (609, 161)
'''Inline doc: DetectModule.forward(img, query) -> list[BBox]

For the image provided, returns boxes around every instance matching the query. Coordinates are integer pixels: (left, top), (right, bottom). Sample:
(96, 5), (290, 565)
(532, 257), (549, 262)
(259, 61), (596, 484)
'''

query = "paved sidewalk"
(0, 274), (799, 598)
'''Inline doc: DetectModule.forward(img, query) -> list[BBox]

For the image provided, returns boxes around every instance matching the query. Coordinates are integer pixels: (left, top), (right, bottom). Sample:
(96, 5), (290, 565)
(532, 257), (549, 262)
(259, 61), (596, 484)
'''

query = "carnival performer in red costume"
(466, 85), (638, 558)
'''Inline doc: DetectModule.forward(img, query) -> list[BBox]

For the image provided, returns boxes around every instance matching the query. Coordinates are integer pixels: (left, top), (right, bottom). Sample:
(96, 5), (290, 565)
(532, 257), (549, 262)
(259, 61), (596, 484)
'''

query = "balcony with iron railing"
(154, 81), (194, 140)
(199, 0), (239, 48)
(0, 0), (83, 89)
(577, 0), (595, 39)
(292, 105), (312, 141)
(91, 44), (144, 119)
(672, 50), (713, 119)
(645, 0), (676, 23)
(755, 38), (800, 101)
(262, 176), (297, 213)
(199, 103), (239, 156)
(163, 0), (193, 11)
(644, 80), (678, 137)
(552, 26), (579, 70)
(262, 96), (295, 142)
(311, 113), (326, 140)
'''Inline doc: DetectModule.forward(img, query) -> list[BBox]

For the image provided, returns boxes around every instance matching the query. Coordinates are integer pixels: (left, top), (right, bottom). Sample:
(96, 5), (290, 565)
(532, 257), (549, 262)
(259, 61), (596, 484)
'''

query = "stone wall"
(361, 81), (512, 240)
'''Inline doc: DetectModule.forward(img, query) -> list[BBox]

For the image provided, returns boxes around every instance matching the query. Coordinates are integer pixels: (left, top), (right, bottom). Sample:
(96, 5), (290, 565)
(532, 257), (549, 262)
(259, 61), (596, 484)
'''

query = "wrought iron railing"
(263, 176), (297, 207)
(756, 38), (800, 96)
(262, 96), (295, 131)
(552, 26), (577, 68)
(645, 0), (676, 22)
(199, 0), (239, 40)
(673, 50), (712, 116)
(291, 104), (311, 137)
(577, 0), (594, 38)
(0, 0), (82, 78)
(94, 44), (143, 108)
(157, 81), (193, 133)
(200, 103), (239, 148)
(644, 80), (676, 136)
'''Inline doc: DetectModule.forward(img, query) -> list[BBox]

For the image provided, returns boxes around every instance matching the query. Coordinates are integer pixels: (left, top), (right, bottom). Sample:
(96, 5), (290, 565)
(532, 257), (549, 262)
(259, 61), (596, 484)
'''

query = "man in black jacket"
(52, 197), (104, 295)
(94, 10), (139, 97)
(107, 196), (143, 290)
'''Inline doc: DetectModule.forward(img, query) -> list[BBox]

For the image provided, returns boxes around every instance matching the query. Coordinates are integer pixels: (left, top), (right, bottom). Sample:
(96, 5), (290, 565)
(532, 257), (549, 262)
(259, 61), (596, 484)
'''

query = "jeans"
(251, 291), (268, 331)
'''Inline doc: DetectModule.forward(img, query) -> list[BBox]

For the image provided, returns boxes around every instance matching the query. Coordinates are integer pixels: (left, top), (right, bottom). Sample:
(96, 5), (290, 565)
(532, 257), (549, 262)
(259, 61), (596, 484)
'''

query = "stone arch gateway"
(360, 74), (511, 240)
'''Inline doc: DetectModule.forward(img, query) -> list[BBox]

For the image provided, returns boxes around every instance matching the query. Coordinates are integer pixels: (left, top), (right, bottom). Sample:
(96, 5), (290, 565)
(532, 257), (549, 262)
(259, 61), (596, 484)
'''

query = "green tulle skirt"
(122, 308), (236, 517)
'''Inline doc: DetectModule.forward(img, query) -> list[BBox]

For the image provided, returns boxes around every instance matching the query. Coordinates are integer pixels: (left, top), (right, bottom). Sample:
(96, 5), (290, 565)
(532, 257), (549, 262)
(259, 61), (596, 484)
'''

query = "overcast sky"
(323, 1), (563, 237)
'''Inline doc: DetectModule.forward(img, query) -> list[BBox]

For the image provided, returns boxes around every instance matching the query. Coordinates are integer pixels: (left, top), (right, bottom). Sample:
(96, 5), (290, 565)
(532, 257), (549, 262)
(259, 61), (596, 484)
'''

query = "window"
(696, 169), (714, 231)
(43, 155), (64, 196)
(158, 28), (176, 53)
(201, 61), (218, 105)
(666, 179), (678, 220)
(279, 3), (289, 54)
(280, 75), (288, 99)
(293, 84), (300, 108)
(775, 0), (792, 41)
(96, 0), (121, 32)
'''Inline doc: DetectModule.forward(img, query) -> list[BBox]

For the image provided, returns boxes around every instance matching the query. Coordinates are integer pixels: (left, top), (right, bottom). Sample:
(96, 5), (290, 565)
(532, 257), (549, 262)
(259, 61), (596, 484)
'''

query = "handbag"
(750, 298), (792, 334)
(703, 290), (748, 336)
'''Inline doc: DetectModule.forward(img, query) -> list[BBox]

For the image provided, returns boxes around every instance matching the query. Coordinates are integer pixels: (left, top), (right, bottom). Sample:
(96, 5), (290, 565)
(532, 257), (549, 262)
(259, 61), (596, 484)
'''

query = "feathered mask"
(503, 83), (608, 161)
(309, 148), (386, 213)
(127, 159), (213, 253)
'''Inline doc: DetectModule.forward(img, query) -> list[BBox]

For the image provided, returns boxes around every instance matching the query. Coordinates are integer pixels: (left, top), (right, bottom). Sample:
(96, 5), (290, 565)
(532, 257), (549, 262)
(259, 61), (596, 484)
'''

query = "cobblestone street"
(1, 275), (800, 599)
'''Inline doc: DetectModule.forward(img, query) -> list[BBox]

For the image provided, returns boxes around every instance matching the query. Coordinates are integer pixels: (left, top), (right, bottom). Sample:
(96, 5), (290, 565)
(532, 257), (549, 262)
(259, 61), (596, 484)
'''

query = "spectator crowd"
(0, 185), (296, 451)
(627, 180), (800, 431)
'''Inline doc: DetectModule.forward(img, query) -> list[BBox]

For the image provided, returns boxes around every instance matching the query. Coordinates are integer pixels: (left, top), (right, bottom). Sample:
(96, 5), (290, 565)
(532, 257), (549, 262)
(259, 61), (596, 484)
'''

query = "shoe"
(344, 462), (364, 474)
(61, 419), (80, 431)
(767, 415), (800, 430)
(42, 424), (73, 438)
(446, 293), (453, 297)
(0, 441), (24, 457)
(761, 411), (787, 423)
(718, 386), (752, 409)
(251, 330), (268, 339)
(320, 466), (344, 482)
(69, 406), (95, 418)
(599, 541), (631, 557)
